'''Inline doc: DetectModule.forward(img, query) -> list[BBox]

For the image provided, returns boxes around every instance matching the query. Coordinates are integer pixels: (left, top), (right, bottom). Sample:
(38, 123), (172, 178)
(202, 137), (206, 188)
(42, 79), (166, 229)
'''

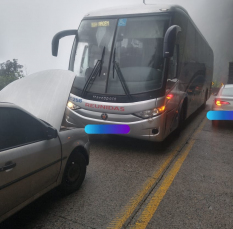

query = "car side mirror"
(46, 126), (58, 140)
(163, 25), (181, 58)
(52, 30), (77, 56)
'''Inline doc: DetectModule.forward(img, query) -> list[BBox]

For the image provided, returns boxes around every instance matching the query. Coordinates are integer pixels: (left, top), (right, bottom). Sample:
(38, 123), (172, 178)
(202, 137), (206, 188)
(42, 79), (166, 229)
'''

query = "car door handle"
(0, 162), (16, 172)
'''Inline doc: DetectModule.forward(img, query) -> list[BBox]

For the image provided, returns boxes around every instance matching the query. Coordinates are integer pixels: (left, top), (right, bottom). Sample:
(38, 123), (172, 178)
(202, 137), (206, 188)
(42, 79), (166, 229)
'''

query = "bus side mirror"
(163, 25), (181, 58)
(52, 30), (77, 56)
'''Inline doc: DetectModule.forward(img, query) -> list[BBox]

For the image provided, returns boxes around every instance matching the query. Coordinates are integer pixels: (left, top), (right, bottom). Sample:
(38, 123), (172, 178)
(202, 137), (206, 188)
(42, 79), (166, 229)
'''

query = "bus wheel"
(176, 102), (186, 134)
(202, 90), (208, 109)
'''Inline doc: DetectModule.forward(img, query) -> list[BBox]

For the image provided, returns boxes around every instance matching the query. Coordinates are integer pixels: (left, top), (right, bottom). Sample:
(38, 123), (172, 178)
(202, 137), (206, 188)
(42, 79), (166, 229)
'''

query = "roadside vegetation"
(0, 59), (24, 90)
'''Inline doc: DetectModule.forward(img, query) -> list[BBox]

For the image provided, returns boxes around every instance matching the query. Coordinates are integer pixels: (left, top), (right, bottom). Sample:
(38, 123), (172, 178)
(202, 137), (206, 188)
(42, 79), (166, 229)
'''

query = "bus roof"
(84, 4), (212, 51)
(84, 4), (189, 18)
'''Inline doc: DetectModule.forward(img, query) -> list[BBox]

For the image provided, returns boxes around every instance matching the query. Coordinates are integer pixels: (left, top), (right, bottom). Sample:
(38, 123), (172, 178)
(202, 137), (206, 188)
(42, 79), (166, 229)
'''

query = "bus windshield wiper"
(81, 46), (105, 97)
(113, 61), (133, 101)
(113, 48), (116, 79)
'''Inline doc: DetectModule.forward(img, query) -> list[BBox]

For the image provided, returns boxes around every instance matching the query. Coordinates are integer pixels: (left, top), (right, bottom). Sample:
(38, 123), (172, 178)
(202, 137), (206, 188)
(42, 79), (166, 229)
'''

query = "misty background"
(0, 0), (232, 82)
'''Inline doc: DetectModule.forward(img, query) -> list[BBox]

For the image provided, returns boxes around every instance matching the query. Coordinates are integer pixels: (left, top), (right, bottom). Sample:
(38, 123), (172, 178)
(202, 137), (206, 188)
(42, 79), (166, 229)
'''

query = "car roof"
(223, 84), (233, 89)
(84, 4), (188, 18)
(217, 84), (233, 97)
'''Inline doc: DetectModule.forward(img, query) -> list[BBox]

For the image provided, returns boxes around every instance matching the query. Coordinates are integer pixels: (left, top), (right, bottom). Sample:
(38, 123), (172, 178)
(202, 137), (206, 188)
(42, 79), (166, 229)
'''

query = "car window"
(221, 88), (233, 96)
(0, 107), (46, 151)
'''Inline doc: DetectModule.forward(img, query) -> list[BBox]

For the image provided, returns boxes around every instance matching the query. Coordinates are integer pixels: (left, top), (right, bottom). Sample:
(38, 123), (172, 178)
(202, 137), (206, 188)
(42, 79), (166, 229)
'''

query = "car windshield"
(71, 15), (169, 96)
(221, 88), (233, 96)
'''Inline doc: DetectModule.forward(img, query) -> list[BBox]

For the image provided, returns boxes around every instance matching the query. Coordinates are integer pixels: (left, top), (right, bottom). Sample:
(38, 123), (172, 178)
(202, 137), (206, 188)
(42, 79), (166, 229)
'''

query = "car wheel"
(59, 153), (86, 195)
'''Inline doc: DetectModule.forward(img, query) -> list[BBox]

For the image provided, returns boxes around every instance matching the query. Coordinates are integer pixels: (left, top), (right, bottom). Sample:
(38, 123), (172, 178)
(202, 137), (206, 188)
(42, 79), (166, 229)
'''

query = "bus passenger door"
(165, 45), (179, 133)
(166, 45), (179, 92)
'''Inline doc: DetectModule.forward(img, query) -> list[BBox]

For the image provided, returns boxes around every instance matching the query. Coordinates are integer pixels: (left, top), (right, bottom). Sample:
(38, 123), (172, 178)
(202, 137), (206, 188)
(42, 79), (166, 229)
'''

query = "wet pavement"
(1, 98), (232, 229)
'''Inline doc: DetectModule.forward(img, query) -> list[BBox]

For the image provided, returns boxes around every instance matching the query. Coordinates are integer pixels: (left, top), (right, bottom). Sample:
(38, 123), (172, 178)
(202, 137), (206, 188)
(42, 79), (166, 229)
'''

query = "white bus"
(52, 4), (213, 141)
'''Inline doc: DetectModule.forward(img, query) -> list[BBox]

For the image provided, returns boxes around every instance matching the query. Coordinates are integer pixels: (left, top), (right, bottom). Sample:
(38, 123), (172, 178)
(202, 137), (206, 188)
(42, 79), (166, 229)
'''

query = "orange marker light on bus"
(158, 106), (165, 112)
(166, 94), (173, 100)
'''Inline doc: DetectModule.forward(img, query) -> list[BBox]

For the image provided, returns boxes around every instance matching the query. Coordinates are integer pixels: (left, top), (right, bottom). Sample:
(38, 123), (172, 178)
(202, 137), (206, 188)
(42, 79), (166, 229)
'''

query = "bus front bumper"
(66, 108), (167, 142)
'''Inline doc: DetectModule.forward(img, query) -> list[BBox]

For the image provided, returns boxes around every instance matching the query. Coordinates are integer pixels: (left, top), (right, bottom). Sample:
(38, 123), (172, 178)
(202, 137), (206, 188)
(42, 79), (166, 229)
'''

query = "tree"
(212, 80), (221, 88)
(0, 59), (25, 90)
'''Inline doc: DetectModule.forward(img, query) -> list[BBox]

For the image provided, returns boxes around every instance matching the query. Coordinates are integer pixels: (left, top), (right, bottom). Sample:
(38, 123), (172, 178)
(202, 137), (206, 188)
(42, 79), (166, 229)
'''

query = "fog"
(0, 0), (232, 82)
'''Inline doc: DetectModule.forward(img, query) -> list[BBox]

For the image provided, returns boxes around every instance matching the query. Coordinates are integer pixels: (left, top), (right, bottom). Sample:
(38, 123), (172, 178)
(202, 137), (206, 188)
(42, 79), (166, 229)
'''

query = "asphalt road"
(1, 98), (232, 229)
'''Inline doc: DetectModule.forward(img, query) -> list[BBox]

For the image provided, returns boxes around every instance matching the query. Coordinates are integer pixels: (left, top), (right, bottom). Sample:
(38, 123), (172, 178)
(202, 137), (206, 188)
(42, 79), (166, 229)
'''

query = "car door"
(0, 107), (61, 218)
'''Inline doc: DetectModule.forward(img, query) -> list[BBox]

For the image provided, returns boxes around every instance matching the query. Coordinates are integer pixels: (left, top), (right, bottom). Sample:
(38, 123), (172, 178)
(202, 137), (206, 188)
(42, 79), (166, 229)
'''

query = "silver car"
(212, 84), (233, 125)
(212, 84), (233, 111)
(0, 70), (90, 223)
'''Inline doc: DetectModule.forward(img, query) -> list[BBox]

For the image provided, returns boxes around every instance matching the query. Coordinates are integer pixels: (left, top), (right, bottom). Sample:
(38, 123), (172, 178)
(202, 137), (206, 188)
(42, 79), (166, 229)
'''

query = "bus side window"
(166, 45), (179, 91)
(168, 45), (179, 80)
(80, 45), (89, 74)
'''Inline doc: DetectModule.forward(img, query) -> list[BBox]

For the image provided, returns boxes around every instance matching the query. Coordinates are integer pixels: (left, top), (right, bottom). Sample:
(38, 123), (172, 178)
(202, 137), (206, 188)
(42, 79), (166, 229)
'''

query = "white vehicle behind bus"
(52, 4), (213, 141)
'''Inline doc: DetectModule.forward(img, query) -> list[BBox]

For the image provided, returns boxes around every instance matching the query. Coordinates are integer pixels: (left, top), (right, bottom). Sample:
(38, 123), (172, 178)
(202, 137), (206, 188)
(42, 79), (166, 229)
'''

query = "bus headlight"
(134, 106), (165, 118)
(67, 101), (80, 110)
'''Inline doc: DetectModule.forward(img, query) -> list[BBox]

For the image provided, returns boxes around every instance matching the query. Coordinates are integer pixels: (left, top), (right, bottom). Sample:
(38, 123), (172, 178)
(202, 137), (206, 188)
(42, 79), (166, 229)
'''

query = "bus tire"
(177, 100), (187, 133)
(202, 90), (208, 109)
(59, 152), (86, 195)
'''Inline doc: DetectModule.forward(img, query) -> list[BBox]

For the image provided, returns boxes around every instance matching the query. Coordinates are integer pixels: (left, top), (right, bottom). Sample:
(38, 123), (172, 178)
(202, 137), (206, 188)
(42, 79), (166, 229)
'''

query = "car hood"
(0, 69), (75, 130)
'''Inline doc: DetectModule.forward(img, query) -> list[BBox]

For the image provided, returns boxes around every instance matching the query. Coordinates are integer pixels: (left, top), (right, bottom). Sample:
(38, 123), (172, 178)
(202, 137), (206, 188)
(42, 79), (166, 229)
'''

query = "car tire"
(59, 153), (86, 195)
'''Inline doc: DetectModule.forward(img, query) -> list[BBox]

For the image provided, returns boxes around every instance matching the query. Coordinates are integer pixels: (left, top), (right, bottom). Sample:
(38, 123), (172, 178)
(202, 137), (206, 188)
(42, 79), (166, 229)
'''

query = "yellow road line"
(131, 119), (207, 229)
(108, 147), (180, 229)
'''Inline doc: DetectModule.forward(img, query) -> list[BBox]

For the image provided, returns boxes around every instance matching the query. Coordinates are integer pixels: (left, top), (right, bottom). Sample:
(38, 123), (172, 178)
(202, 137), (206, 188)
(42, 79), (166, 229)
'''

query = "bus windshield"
(71, 15), (170, 99)
(72, 19), (117, 94)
